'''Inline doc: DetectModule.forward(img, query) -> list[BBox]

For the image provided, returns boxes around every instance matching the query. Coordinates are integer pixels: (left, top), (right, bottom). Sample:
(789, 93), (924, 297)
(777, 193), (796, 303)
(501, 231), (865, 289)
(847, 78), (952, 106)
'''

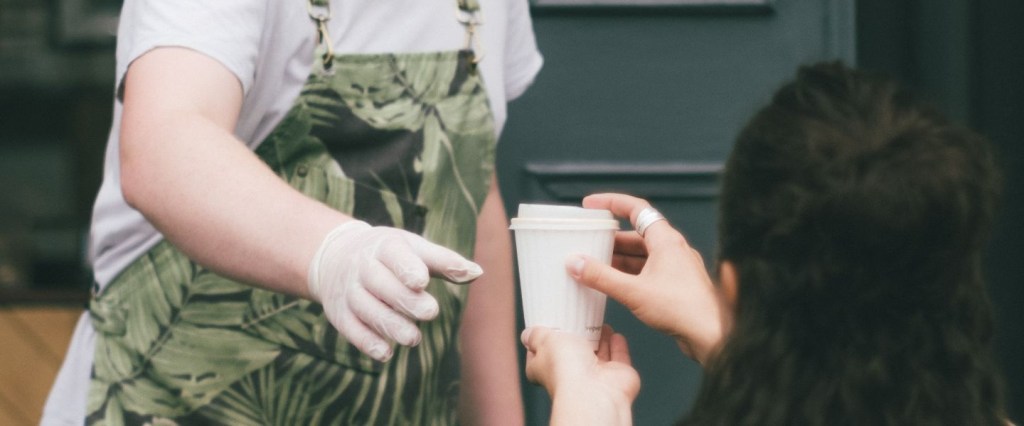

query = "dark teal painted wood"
(499, 1), (854, 424)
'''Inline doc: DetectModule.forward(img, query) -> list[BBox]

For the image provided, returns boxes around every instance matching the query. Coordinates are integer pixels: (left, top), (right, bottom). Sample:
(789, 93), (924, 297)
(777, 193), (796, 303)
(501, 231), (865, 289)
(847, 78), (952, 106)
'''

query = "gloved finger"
(361, 260), (440, 321)
(374, 234), (431, 290)
(348, 286), (423, 347)
(322, 300), (393, 362)
(407, 236), (483, 283)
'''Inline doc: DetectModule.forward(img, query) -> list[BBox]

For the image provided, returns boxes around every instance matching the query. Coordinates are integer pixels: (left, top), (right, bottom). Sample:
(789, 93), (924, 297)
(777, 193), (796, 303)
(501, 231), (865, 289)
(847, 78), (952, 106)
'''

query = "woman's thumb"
(566, 254), (636, 305)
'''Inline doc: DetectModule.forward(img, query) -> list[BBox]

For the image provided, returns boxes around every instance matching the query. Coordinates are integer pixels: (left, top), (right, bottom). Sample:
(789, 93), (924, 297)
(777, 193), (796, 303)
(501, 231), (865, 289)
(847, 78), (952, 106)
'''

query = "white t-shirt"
(43, 0), (542, 423)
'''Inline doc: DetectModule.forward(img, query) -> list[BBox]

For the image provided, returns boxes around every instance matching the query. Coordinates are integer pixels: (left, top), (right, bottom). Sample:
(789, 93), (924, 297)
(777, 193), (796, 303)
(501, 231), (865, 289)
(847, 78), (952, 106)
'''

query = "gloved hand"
(308, 220), (483, 362)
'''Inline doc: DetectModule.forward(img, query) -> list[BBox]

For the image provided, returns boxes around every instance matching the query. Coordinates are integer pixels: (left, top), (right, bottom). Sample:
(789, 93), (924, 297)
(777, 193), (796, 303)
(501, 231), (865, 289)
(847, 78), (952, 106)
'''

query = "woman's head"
(719, 61), (1001, 332)
(687, 62), (1005, 424)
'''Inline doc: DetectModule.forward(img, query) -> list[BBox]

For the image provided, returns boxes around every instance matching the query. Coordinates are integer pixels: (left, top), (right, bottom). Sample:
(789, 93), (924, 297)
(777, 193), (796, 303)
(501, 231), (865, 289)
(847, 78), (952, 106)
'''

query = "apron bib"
(86, 0), (496, 423)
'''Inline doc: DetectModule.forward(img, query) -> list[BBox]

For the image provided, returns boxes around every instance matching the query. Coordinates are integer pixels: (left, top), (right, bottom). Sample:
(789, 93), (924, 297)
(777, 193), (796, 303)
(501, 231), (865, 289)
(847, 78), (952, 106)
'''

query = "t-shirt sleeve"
(503, 0), (544, 101)
(115, 0), (267, 96)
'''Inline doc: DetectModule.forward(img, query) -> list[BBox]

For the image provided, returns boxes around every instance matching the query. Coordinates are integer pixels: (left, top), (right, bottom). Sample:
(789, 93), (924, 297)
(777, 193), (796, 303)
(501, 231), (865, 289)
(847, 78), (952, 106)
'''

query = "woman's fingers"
(611, 231), (648, 274)
(582, 193), (649, 223)
(609, 332), (631, 365)
(611, 253), (647, 275)
(596, 325), (631, 365)
(596, 325), (613, 360)
(522, 327), (574, 388)
(583, 193), (662, 238)
(626, 208), (693, 265)
(521, 326), (543, 352)
(584, 193), (686, 254)
(567, 255), (641, 309)
(613, 231), (647, 256)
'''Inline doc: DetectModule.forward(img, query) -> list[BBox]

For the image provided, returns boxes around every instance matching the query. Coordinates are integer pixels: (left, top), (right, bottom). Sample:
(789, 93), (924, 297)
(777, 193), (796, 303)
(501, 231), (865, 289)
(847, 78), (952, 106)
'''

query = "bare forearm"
(122, 116), (347, 297)
(120, 47), (350, 298)
(459, 177), (524, 425)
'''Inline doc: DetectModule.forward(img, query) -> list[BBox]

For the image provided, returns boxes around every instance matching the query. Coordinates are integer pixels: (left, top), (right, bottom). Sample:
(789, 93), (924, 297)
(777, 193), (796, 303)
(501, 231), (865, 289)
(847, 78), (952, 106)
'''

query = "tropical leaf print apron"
(86, 0), (496, 423)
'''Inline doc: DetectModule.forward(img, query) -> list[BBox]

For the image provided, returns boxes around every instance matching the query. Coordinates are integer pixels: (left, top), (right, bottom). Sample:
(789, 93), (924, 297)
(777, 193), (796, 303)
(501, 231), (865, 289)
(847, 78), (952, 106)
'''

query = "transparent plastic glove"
(308, 220), (483, 362)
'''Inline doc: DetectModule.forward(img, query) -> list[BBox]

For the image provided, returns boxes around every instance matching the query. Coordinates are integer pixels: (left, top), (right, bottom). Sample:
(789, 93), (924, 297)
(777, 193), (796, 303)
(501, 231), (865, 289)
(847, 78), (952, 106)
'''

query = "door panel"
(499, 1), (855, 424)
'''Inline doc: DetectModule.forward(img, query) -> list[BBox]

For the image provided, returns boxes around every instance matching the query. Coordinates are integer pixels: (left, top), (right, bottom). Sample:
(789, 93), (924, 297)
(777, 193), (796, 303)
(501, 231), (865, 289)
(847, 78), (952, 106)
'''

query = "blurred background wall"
(0, 0), (113, 292)
(500, 1), (855, 423)
(0, 1), (114, 423)
(0, 0), (1020, 424)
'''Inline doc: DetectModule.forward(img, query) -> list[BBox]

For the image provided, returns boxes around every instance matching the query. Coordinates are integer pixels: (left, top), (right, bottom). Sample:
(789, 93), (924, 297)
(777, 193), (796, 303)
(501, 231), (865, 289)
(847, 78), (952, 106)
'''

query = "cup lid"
(509, 217), (619, 230)
(516, 203), (613, 220)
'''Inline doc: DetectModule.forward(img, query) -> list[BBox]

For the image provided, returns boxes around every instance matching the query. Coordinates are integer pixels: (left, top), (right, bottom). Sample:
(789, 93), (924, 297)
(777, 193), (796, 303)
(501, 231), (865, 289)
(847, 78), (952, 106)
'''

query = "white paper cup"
(510, 203), (619, 349)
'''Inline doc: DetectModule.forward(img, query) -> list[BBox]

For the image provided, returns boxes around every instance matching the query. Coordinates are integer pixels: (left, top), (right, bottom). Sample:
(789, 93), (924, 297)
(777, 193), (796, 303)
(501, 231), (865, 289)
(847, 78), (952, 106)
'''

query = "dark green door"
(499, 1), (855, 424)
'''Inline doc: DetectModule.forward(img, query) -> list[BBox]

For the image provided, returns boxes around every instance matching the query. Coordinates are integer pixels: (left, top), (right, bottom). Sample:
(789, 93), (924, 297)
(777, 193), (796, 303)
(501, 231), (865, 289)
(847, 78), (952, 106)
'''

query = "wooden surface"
(0, 306), (83, 425)
(0, 287), (89, 306)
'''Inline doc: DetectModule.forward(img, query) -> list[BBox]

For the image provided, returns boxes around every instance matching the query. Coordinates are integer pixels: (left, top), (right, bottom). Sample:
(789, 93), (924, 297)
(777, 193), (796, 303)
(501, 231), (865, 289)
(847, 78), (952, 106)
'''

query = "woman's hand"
(523, 326), (639, 426)
(609, 228), (648, 275)
(567, 193), (730, 365)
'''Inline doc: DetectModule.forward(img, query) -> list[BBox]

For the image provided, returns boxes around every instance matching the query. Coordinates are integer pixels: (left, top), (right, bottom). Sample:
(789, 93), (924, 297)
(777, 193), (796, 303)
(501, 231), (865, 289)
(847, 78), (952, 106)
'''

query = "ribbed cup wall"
(514, 227), (615, 347)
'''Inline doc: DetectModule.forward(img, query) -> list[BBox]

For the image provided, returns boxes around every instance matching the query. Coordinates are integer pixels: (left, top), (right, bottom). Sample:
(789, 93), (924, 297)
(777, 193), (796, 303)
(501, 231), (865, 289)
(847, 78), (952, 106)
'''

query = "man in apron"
(43, 0), (543, 424)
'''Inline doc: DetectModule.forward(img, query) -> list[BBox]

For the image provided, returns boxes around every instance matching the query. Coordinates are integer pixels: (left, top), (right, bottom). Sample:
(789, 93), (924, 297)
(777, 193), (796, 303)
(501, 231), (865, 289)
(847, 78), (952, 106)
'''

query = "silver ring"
(635, 207), (666, 237)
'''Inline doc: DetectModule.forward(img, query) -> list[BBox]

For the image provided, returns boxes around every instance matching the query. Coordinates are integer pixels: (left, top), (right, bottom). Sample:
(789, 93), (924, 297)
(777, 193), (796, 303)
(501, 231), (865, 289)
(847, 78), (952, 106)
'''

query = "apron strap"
(307, 0), (335, 70)
(456, 0), (485, 64)
(457, 0), (481, 12)
(305, 0), (485, 69)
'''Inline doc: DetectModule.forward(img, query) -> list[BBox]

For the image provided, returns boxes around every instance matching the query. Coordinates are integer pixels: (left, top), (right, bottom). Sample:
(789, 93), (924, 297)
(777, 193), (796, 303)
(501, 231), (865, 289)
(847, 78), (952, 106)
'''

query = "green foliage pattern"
(86, 48), (495, 425)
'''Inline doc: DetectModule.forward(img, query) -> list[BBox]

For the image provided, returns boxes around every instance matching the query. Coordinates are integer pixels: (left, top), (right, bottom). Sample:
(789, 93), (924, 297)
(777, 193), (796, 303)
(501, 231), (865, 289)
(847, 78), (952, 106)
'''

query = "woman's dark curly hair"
(683, 62), (1006, 425)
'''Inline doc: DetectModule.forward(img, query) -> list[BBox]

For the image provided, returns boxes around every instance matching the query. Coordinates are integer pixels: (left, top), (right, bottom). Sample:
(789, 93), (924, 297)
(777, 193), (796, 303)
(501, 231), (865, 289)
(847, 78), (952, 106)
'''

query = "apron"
(85, 0), (496, 423)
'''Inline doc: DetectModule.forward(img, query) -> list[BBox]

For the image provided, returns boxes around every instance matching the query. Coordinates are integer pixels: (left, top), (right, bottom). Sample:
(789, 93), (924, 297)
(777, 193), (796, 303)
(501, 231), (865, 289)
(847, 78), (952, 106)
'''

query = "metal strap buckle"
(456, 8), (485, 64)
(307, 0), (335, 70)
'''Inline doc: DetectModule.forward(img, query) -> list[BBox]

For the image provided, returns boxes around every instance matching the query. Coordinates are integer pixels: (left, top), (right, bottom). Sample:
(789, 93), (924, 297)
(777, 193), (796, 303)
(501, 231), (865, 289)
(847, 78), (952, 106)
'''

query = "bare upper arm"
(120, 47), (244, 145)
(119, 47), (246, 207)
